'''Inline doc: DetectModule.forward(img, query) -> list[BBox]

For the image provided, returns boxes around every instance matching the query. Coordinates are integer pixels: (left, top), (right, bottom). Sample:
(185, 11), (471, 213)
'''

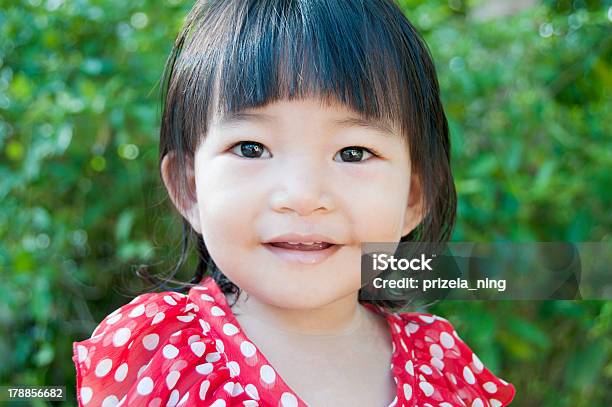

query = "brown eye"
(335, 146), (375, 162)
(230, 141), (271, 158)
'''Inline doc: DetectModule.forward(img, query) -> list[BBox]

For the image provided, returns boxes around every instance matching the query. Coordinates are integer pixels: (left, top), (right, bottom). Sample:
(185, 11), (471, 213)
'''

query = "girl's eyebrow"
(331, 117), (395, 137)
(216, 112), (275, 129)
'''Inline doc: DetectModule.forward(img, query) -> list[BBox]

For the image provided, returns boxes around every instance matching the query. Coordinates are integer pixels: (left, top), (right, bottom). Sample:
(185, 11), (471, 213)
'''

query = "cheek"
(195, 158), (261, 222)
(194, 161), (262, 258)
(339, 165), (410, 241)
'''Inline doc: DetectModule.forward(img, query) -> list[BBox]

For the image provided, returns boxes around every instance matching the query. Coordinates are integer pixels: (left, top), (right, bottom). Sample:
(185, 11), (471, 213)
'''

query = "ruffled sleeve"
(72, 289), (257, 406)
(395, 312), (516, 407)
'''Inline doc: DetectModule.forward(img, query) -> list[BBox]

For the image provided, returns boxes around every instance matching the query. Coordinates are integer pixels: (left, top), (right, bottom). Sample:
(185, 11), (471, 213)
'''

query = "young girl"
(73, 0), (516, 406)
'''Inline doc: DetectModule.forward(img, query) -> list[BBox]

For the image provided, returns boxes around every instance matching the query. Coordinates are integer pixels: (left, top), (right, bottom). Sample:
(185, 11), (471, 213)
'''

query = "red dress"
(73, 276), (516, 406)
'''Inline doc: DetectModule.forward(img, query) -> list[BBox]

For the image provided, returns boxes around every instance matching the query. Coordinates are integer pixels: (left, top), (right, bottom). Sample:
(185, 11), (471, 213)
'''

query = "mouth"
(267, 241), (333, 250)
(263, 242), (343, 265)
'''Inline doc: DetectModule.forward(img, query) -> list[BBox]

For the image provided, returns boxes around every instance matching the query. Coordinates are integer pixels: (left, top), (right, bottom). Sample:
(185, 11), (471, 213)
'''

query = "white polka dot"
(240, 341), (256, 357)
(95, 358), (113, 377)
(419, 314), (435, 323)
(223, 382), (235, 395)
(106, 313), (122, 325)
(471, 398), (484, 407)
(227, 361), (240, 377)
(196, 363), (214, 375)
(137, 376), (154, 395)
(145, 302), (159, 317)
(406, 322), (419, 334)
(188, 335), (201, 345)
(163, 344), (179, 359)
(166, 370), (180, 389)
(472, 353), (484, 372)
(483, 381), (498, 393)
(419, 381), (434, 396)
(245, 384), (259, 400)
(199, 319), (211, 334)
(167, 389), (179, 407)
(490, 399), (502, 407)
(205, 352), (221, 363)
(210, 306), (225, 316)
(142, 333), (159, 350)
(164, 295), (177, 306)
(152, 312), (165, 325)
(463, 366), (476, 384)
(190, 341), (206, 357)
(222, 323), (239, 336)
(440, 403), (454, 407)
(129, 295), (143, 304)
(499, 378), (508, 385)
(200, 294), (215, 302)
(102, 395), (119, 407)
(177, 314), (195, 323)
(431, 357), (445, 371)
(210, 400), (226, 407)
(243, 401), (258, 407)
(215, 339), (225, 353)
(420, 365), (433, 375)
(447, 373), (457, 385)
(260, 364), (276, 384)
(137, 363), (148, 378)
(440, 331), (455, 349)
(177, 391), (189, 407)
(80, 387), (93, 404)
(112, 327), (131, 347)
(114, 363), (128, 382)
(77, 345), (88, 363)
(403, 383), (412, 400)
(199, 380), (211, 400)
(129, 304), (145, 318)
(429, 344), (444, 359)
(280, 392), (298, 407)
(185, 302), (199, 312)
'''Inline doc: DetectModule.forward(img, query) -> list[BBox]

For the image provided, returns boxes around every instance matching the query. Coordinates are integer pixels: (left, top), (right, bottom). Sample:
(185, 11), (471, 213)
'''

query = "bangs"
(162, 0), (432, 151)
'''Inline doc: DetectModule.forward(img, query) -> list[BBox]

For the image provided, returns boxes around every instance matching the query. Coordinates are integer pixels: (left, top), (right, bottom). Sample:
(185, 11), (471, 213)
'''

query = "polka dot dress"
(73, 276), (516, 406)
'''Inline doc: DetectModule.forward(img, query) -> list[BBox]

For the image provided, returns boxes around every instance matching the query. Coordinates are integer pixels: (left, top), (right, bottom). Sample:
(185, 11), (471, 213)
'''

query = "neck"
(231, 291), (365, 337)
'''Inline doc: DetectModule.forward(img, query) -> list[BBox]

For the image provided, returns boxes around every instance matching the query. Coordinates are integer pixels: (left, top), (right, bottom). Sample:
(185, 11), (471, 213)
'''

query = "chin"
(259, 283), (359, 310)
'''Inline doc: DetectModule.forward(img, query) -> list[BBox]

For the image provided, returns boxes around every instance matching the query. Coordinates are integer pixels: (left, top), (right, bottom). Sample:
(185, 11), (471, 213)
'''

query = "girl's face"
(172, 98), (423, 309)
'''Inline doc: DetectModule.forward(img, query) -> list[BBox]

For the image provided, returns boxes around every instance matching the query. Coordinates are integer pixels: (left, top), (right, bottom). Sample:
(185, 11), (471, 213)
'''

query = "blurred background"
(0, 0), (610, 405)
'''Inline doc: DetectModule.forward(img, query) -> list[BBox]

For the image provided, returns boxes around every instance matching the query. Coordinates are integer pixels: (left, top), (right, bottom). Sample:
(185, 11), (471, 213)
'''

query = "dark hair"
(150, 0), (456, 311)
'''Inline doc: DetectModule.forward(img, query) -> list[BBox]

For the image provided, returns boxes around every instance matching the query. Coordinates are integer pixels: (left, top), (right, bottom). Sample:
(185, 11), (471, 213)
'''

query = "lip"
(264, 233), (341, 245)
(263, 242), (343, 265)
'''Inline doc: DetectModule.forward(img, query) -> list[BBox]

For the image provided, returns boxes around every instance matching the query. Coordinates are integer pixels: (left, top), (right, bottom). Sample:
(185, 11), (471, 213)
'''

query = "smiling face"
(162, 97), (424, 309)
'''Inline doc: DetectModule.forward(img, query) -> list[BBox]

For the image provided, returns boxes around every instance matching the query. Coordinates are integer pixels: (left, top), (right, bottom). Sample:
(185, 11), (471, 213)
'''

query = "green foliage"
(0, 0), (610, 405)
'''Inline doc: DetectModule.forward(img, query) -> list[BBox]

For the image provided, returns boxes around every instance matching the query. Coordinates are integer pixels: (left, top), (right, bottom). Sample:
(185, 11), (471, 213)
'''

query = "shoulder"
(72, 289), (233, 406)
(392, 311), (517, 407)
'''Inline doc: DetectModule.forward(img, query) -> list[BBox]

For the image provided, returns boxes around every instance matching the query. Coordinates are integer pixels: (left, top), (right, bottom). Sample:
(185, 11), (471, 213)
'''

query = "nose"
(268, 155), (335, 216)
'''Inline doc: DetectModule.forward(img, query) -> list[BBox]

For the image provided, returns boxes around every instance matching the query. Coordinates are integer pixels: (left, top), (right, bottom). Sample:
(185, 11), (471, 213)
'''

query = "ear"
(401, 171), (426, 237)
(160, 151), (202, 234)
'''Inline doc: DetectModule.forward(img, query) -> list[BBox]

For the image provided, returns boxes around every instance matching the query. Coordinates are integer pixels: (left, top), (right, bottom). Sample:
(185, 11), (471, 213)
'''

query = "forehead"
(211, 98), (398, 137)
